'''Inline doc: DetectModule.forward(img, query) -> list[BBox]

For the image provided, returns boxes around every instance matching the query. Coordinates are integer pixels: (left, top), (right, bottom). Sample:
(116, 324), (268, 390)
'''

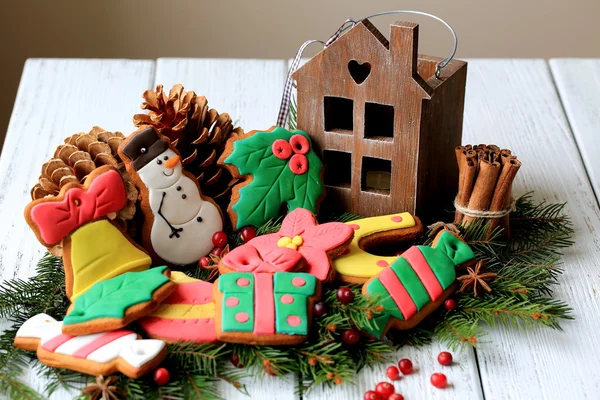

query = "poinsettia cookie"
(119, 126), (223, 266)
(217, 126), (325, 230)
(221, 208), (354, 281)
(24, 166), (152, 300)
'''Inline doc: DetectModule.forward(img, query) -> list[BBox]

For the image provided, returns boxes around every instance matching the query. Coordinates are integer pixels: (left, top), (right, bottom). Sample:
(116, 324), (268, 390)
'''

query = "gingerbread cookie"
(333, 213), (423, 283)
(62, 266), (176, 336)
(225, 208), (354, 282)
(217, 126), (325, 230)
(139, 272), (218, 344)
(362, 231), (475, 339)
(119, 126), (223, 266)
(14, 314), (167, 378)
(24, 166), (152, 300)
(213, 271), (321, 345)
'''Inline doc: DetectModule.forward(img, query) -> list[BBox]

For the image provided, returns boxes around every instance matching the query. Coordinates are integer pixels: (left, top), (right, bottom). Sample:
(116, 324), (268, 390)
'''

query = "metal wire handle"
(276, 10), (458, 127)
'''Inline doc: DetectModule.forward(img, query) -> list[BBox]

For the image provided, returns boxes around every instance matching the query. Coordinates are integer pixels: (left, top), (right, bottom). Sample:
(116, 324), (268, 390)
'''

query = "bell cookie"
(139, 272), (218, 344)
(362, 230), (475, 339)
(213, 271), (321, 346)
(119, 126), (223, 266)
(333, 213), (424, 283)
(24, 166), (152, 300)
(14, 314), (167, 379)
(61, 266), (176, 336)
(217, 126), (325, 231)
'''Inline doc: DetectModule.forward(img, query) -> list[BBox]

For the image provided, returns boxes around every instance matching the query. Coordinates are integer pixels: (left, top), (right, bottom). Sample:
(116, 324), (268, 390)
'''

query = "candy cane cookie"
(14, 314), (167, 378)
(332, 213), (423, 283)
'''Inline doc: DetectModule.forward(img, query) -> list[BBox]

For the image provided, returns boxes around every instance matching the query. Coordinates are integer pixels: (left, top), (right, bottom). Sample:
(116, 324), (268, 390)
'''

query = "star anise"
(427, 222), (461, 238)
(81, 375), (124, 400)
(457, 261), (497, 297)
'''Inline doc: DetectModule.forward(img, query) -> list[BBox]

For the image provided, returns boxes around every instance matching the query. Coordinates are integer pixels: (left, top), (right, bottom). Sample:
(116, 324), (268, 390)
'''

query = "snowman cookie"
(119, 126), (224, 265)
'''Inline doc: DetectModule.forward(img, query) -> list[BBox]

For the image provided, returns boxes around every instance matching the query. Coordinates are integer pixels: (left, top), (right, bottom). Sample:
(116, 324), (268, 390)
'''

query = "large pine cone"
(30, 126), (138, 222)
(133, 84), (243, 204)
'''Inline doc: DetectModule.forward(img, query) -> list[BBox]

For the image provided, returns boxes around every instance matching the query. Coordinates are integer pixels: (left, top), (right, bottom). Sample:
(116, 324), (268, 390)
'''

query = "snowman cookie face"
(138, 148), (183, 190)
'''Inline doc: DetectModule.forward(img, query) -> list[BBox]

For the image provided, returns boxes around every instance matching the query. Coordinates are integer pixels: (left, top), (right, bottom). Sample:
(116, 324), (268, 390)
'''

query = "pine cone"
(133, 84), (243, 204)
(30, 127), (138, 223)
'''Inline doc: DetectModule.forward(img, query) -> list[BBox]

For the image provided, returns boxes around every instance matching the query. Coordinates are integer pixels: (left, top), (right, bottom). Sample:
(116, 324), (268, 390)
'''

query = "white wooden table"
(1, 58), (599, 399)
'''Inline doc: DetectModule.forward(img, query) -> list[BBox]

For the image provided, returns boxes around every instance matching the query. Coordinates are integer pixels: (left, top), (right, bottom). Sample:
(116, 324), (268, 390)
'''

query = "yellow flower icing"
(69, 220), (151, 300)
(332, 213), (416, 280)
(292, 235), (303, 246)
(277, 237), (292, 248)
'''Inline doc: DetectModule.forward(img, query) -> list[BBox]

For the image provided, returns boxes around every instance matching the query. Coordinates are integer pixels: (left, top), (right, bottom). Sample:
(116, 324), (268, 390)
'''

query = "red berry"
(431, 372), (448, 388)
(313, 302), (327, 317)
(398, 358), (413, 375)
(211, 247), (224, 257)
(212, 231), (228, 248)
(230, 353), (243, 368)
(438, 351), (453, 366)
(444, 298), (457, 311)
(375, 382), (395, 399)
(364, 390), (381, 400)
(199, 256), (210, 268)
(341, 328), (361, 345)
(336, 286), (355, 304)
(386, 365), (400, 380)
(240, 226), (257, 243)
(153, 367), (170, 385)
(388, 394), (404, 400)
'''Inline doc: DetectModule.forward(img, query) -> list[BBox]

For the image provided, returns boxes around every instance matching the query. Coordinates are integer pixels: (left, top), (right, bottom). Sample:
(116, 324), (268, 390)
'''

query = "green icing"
(218, 273), (255, 332)
(417, 246), (456, 290)
(363, 313), (390, 339)
(224, 128), (324, 229)
(365, 279), (403, 320)
(275, 293), (309, 335)
(435, 232), (475, 266)
(273, 272), (316, 295)
(63, 266), (169, 325)
(390, 257), (431, 311)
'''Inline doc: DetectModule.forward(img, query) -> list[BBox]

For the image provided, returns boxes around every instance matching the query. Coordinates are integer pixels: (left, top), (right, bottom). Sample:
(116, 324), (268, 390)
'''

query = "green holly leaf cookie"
(63, 266), (170, 325)
(224, 127), (324, 229)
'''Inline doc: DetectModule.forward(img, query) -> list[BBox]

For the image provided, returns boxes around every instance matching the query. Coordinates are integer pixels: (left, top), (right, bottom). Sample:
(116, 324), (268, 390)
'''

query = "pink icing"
(287, 315), (301, 327)
(235, 312), (250, 323)
(139, 317), (217, 343)
(349, 224), (360, 230)
(164, 280), (213, 305)
(72, 330), (132, 358)
(292, 277), (306, 287)
(280, 294), (294, 304)
(391, 215), (403, 223)
(254, 273), (275, 335)
(225, 297), (239, 307)
(41, 333), (74, 352)
(376, 260), (389, 268)
(237, 278), (250, 287)
(223, 244), (302, 273)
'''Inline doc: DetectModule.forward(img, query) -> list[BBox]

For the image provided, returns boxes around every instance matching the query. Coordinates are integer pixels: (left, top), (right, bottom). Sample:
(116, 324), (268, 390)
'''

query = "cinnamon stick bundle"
(454, 144), (521, 237)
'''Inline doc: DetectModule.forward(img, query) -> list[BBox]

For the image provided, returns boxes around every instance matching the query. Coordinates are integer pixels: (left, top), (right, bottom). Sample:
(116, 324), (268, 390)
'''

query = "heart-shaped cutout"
(348, 60), (371, 84)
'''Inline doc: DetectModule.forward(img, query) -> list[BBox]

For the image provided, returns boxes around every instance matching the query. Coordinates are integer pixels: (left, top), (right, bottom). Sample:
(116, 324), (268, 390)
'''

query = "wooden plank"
(549, 59), (600, 201)
(0, 58), (155, 399)
(154, 58), (298, 400)
(462, 59), (600, 399)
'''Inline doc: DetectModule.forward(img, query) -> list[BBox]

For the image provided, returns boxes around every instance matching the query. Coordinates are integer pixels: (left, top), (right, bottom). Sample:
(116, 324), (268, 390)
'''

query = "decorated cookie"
(14, 314), (167, 378)
(217, 126), (325, 230)
(219, 244), (305, 274)
(24, 166), (152, 300)
(62, 266), (176, 336)
(362, 231), (475, 339)
(227, 208), (354, 281)
(119, 126), (223, 266)
(213, 271), (321, 345)
(139, 272), (218, 344)
(333, 213), (424, 283)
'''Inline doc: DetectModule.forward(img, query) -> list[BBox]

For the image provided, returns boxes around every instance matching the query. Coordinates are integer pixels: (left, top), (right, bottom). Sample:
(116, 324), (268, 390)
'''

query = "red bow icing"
(30, 170), (127, 245)
(223, 245), (303, 273)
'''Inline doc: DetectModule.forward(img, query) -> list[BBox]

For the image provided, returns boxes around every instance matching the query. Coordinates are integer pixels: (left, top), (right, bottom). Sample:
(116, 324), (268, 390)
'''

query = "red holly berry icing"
(290, 134), (310, 155)
(289, 154), (309, 175)
(272, 139), (293, 160)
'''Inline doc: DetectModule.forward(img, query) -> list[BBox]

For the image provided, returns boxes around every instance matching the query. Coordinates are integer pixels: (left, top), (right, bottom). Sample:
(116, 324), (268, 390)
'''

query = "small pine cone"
(30, 127), (138, 224)
(133, 84), (243, 206)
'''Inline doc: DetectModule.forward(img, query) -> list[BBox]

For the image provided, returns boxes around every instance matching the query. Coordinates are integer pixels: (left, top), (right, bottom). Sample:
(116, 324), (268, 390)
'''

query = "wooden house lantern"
(292, 19), (467, 223)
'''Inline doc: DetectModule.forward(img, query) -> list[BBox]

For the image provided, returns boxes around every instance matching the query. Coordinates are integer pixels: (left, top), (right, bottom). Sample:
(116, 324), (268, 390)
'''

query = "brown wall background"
(1, 0), (599, 150)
